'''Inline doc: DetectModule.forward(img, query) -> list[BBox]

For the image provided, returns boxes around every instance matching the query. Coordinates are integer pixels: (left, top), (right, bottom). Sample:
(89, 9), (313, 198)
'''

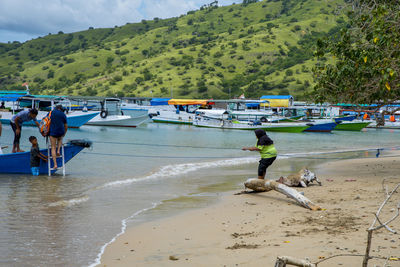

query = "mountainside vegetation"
(0, 0), (346, 99)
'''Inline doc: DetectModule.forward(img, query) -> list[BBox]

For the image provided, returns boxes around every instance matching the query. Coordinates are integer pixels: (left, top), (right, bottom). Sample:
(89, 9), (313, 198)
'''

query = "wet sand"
(100, 155), (400, 266)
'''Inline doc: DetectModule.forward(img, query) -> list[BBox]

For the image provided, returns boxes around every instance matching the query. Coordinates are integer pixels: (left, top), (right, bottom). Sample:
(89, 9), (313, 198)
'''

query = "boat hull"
(0, 144), (86, 175)
(194, 120), (308, 132)
(0, 111), (99, 128)
(334, 122), (371, 131)
(86, 114), (149, 127)
(366, 121), (400, 129)
(304, 122), (337, 132)
(152, 117), (193, 125)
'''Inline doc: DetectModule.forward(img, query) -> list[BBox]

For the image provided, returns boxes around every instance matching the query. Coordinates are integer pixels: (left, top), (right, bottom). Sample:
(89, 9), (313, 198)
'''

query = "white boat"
(85, 98), (149, 127)
(148, 99), (212, 125)
(366, 120), (400, 129)
(0, 95), (99, 128)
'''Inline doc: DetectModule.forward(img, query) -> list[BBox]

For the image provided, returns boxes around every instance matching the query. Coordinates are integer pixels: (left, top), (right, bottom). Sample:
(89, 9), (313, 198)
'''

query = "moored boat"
(86, 114), (149, 127)
(0, 95), (100, 128)
(334, 121), (372, 131)
(303, 122), (337, 132)
(0, 139), (92, 175)
(85, 98), (149, 127)
(193, 116), (309, 132)
(0, 110), (100, 128)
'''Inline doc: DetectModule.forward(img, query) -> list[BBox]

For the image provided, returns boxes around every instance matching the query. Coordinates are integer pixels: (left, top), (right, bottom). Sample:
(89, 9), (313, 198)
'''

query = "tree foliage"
(313, 0), (400, 107)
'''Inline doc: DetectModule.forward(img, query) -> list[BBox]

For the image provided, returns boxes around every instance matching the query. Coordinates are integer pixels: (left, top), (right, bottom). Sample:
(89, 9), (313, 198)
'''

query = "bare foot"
(17, 149), (25, 153)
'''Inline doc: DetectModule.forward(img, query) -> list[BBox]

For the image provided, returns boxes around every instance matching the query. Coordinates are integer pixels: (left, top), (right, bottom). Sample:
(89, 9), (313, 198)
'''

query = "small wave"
(88, 202), (160, 267)
(98, 147), (382, 190)
(99, 156), (258, 189)
(49, 196), (89, 207)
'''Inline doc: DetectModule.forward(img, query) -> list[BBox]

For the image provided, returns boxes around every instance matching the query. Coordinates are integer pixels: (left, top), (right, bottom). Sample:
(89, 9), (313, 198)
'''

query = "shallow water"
(0, 123), (398, 266)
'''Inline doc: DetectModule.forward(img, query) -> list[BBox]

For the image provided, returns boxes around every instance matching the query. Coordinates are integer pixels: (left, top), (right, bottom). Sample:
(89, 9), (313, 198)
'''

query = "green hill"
(0, 0), (346, 99)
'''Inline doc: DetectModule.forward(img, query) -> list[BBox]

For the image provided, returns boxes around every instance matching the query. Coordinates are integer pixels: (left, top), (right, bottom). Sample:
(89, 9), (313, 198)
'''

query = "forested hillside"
(0, 0), (346, 99)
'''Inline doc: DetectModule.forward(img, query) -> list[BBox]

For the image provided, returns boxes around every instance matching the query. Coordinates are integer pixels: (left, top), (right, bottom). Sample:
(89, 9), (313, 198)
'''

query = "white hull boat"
(86, 114), (149, 127)
(0, 110), (99, 128)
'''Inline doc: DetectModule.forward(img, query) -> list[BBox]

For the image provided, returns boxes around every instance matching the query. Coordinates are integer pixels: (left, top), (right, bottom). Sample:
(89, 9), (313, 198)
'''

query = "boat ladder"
(47, 143), (66, 176)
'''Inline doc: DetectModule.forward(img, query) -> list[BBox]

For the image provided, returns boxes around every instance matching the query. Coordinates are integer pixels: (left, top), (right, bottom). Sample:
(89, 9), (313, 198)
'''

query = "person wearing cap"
(49, 105), (68, 169)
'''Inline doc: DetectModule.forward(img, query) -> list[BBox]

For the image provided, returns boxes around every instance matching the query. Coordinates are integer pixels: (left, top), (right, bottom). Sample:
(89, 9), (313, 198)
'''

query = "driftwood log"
(274, 256), (316, 267)
(244, 178), (321, 210)
(277, 168), (321, 187)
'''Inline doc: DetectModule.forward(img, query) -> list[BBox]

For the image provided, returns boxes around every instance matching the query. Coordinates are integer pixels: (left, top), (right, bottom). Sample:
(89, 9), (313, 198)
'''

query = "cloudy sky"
(0, 0), (237, 43)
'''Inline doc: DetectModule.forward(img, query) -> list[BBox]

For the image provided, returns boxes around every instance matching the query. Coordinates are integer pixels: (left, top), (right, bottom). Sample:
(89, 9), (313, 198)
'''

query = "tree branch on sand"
(362, 182), (400, 267)
(244, 178), (321, 211)
(272, 181), (400, 267)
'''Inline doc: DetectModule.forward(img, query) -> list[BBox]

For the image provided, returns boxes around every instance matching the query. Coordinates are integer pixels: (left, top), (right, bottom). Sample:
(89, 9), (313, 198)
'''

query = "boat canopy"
(150, 98), (171, 106)
(0, 94), (27, 102)
(168, 99), (211, 106)
(260, 95), (293, 108)
(246, 103), (261, 108)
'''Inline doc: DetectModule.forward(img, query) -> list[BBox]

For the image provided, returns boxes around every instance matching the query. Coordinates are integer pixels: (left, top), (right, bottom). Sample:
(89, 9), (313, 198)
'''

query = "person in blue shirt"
(49, 105), (68, 169)
(10, 109), (39, 153)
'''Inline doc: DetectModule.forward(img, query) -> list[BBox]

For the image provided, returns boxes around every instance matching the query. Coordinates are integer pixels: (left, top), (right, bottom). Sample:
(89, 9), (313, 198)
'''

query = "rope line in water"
(82, 151), (244, 159)
(5, 141), (400, 160)
(92, 140), (240, 150)
(89, 141), (400, 156)
(82, 149), (400, 160)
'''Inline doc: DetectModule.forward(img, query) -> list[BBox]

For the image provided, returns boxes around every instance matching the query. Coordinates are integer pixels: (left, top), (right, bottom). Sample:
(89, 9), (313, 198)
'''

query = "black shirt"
(30, 146), (41, 167)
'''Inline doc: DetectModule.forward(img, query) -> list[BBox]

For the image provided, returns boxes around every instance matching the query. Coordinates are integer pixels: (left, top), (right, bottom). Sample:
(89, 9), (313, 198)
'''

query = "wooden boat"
(334, 121), (371, 131)
(193, 116), (309, 133)
(366, 121), (400, 129)
(0, 139), (91, 175)
(303, 122), (337, 132)
(332, 116), (371, 131)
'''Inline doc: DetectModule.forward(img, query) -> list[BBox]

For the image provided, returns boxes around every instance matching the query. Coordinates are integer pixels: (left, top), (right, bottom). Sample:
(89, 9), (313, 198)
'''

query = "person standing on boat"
(49, 105), (68, 170)
(242, 129), (277, 179)
(10, 109), (39, 153)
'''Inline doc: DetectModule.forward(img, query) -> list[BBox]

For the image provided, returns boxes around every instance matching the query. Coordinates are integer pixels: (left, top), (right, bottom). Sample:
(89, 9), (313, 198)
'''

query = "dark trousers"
(10, 122), (21, 145)
(258, 157), (276, 176)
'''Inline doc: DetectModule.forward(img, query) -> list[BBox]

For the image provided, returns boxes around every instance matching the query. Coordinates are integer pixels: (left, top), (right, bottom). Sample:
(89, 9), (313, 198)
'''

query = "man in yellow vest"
(242, 129), (277, 179)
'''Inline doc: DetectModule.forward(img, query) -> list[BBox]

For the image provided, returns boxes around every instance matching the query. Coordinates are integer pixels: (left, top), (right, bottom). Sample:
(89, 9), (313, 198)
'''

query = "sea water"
(0, 123), (398, 266)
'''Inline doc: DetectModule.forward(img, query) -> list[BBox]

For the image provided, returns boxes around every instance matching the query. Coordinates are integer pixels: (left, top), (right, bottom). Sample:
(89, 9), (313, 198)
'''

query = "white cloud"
(0, 0), (237, 43)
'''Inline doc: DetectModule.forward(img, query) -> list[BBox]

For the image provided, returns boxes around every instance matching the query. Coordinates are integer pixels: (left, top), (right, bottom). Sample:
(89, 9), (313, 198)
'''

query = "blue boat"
(334, 115), (357, 123)
(0, 140), (92, 175)
(304, 122), (337, 132)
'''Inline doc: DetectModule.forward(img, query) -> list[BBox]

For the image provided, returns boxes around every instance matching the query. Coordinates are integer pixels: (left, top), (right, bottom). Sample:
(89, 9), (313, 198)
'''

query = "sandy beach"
(100, 155), (400, 267)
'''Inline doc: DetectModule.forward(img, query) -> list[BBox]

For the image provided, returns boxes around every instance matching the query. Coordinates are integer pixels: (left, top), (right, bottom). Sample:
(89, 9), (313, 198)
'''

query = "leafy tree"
(313, 0), (400, 110)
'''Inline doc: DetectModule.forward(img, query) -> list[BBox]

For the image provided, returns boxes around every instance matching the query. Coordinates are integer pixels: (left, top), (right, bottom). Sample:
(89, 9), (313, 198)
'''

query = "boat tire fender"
(260, 117), (267, 123)
(100, 110), (108, 118)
